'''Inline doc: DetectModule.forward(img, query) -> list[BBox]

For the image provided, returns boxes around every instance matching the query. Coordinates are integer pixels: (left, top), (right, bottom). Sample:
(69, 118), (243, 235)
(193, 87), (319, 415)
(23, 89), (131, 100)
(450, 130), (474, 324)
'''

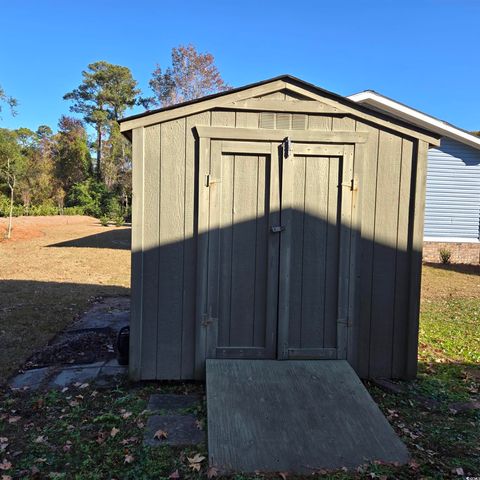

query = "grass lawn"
(0, 217), (479, 478)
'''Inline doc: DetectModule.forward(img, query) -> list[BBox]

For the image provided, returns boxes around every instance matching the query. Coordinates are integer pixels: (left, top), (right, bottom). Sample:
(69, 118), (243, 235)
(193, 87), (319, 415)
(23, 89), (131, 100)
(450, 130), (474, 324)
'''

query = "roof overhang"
(119, 75), (441, 146)
(348, 91), (480, 151)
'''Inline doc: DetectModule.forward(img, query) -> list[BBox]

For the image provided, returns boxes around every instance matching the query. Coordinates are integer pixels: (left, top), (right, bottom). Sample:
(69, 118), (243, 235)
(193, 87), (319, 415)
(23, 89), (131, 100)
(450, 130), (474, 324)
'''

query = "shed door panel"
(279, 152), (342, 359)
(208, 141), (279, 358)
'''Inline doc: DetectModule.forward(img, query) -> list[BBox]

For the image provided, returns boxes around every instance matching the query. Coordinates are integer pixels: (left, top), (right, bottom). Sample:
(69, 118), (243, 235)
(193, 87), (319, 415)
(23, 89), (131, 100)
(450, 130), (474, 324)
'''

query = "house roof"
(119, 75), (441, 145)
(348, 90), (480, 150)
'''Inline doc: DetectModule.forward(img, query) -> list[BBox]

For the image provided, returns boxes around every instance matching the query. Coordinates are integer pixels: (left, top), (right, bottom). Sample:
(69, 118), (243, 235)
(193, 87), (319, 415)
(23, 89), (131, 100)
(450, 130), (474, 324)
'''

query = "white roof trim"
(348, 91), (480, 151)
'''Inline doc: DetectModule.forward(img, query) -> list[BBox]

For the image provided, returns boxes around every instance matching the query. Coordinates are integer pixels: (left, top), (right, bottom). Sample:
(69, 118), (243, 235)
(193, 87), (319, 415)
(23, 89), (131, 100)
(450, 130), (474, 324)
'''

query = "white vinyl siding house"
(425, 138), (480, 241)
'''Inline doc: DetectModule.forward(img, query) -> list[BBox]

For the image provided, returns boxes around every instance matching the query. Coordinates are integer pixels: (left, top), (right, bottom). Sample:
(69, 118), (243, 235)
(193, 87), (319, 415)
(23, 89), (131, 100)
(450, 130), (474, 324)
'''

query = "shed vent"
(259, 112), (307, 130)
(276, 113), (291, 129)
(292, 114), (307, 130)
(260, 112), (275, 129)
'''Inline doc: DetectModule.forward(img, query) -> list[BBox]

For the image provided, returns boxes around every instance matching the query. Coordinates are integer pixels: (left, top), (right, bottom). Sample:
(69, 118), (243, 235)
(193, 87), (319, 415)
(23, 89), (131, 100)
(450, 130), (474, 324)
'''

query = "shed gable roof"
(119, 75), (441, 145)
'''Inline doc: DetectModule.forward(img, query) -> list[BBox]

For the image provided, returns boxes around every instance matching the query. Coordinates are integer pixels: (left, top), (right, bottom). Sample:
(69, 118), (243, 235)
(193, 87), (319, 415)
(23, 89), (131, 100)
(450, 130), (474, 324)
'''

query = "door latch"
(282, 137), (292, 159)
(270, 225), (286, 233)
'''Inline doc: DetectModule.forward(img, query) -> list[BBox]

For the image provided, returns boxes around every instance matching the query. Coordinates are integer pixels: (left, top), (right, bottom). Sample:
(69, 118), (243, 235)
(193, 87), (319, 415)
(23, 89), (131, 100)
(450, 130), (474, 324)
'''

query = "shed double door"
(201, 139), (353, 361)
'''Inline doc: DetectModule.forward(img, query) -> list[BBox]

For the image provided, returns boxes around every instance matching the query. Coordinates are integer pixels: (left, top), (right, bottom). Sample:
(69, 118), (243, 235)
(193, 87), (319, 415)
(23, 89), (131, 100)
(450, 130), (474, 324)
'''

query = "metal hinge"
(205, 174), (221, 187)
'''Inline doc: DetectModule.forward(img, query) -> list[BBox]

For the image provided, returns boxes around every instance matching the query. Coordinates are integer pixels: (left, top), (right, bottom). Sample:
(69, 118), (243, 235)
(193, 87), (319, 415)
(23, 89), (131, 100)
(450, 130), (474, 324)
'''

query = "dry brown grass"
(0, 215), (130, 382)
(421, 262), (480, 301)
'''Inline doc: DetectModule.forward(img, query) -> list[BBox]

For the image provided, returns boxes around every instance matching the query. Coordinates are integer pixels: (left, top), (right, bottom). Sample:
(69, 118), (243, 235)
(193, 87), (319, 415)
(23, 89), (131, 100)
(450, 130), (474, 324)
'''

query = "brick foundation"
(423, 241), (480, 264)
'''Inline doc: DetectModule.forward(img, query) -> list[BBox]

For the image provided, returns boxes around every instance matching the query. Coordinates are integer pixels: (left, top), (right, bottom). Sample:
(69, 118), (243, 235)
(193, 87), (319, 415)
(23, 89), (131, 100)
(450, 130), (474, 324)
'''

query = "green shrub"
(439, 248), (452, 264)
(66, 179), (108, 217)
(113, 215), (124, 227)
(63, 206), (85, 216)
(99, 215), (110, 227)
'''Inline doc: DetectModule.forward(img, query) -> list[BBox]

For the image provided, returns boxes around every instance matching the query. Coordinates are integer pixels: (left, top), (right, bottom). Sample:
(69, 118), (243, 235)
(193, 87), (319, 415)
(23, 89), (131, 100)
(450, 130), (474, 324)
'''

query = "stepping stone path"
(144, 394), (205, 447)
(9, 359), (127, 390)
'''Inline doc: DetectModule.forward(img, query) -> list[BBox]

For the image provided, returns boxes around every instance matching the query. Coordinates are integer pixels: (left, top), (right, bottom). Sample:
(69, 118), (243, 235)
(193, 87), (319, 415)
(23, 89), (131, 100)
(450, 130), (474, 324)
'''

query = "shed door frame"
(194, 126), (366, 378)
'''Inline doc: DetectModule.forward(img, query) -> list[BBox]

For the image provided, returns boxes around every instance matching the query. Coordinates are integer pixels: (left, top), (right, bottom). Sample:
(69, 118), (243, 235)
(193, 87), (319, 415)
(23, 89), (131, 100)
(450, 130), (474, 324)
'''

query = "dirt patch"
(24, 329), (117, 369)
(0, 215), (93, 243)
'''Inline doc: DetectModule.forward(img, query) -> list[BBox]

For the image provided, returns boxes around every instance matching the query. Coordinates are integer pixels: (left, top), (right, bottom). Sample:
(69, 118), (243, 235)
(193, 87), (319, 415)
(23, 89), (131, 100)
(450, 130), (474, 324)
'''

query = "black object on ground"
(117, 326), (130, 365)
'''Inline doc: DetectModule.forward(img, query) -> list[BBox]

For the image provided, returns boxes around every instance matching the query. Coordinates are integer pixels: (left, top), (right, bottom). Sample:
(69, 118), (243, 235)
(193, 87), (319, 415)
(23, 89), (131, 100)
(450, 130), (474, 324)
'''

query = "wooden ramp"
(206, 360), (409, 473)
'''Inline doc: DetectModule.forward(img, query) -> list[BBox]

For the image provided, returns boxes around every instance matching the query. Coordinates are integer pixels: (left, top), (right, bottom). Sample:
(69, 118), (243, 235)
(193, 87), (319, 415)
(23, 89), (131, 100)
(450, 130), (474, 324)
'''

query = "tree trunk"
(7, 182), (14, 240)
(96, 125), (102, 180)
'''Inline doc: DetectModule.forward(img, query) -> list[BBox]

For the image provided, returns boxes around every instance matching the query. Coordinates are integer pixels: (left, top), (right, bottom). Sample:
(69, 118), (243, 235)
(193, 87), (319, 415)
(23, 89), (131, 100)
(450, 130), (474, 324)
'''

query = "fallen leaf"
(153, 429), (168, 440)
(0, 439), (8, 453)
(0, 460), (11, 471)
(68, 400), (79, 408)
(61, 387), (69, 393)
(124, 454), (135, 464)
(30, 465), (40, 475)
(62, 441), (72, 452)
(169, 469), (180, 479)
(1, 475), (12, 480)
(110, 427), (120, 438)
(34, 458), (46, 463)
(120, 437), (138, 446)
(188, 453), (205, 471)
(96, 431), (107, 444)
(78, 383), (89, 389)
(453, 467), (464, 476)
(136, 421), (145, 429)
(34, 435), (46, 444)
(279, 472), (288, 480)
(7, 417), (20, 424)
(121, 411), (133, 419)
(195, 419), (204, 430)
(207, 466), (219, 478)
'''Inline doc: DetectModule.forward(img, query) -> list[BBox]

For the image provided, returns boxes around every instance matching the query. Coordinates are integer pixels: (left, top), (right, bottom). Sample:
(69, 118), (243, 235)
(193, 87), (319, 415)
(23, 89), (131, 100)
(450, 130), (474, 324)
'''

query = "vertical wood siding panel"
(369, 131), (403, 378)
(230, 155), (259, 345)
(253, 155), (268, 347)
(392, 138), (413, 378)
(129, 127), (144, 380)
(212, 110), (236, 127)
(288, 156), (306, 348)
(157, 118), (186, 378)
(218, 154), (234, 346)
(141, 125), (161, 378)
(324, 157), (340, 348)
(406, 140), (429, 378)
(182, 112), (211, 378)
(301, 156), (329, 348)
(236, 111), (259, 128)
(354, 122), (379, 378)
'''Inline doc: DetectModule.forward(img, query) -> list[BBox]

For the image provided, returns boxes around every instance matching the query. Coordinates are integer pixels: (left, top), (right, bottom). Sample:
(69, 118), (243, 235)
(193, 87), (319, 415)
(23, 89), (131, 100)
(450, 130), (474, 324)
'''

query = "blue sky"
(1, 0), (479, 133)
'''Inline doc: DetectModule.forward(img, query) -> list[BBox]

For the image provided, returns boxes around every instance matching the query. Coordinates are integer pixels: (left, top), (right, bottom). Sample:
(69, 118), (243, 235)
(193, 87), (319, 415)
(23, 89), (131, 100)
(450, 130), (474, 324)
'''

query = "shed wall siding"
(425, 138), (480, 241)
(130, 106), (426, 381)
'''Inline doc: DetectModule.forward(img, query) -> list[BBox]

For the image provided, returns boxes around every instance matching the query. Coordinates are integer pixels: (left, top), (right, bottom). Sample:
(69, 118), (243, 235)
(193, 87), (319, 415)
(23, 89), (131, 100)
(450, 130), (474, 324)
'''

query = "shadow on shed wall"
(131, 208), (420, 381)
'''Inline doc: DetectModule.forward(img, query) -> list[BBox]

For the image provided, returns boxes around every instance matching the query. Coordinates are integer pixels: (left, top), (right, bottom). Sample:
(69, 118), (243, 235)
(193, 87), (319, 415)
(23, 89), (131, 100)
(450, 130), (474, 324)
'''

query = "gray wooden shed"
(119, 75), (441, 382)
